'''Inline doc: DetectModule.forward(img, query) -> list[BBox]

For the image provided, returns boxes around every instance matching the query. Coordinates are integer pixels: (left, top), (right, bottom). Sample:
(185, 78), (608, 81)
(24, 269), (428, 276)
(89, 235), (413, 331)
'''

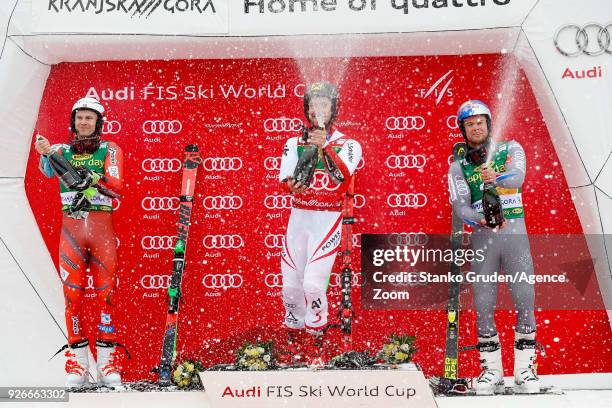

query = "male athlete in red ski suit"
(35, 97), (124, 388)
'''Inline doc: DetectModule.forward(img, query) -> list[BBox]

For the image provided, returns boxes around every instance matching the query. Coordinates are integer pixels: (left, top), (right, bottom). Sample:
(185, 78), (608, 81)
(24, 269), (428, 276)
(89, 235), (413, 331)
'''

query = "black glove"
(292, 145), (319, 187)
(73, 166), (100, 191)
(322, 150), (344, 183)
(67, 191), (91, 220)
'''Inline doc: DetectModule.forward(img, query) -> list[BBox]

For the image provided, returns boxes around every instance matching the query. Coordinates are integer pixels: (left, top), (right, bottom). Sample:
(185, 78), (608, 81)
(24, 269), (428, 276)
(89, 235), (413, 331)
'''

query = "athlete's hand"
(479, 219), (507, 230)
(34, 135), (52, 155)
(481, 165), (497, 184)
(308, 129), (326, 148)
(286, 177), (307, 194)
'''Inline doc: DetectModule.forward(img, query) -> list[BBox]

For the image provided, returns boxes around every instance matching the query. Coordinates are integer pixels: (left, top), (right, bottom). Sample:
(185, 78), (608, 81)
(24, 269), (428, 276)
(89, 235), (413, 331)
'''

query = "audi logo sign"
(141, 158), (182, 173)
(202, 274), (243, 289)
(202, 157), (243, 172)
(203, 235), (244, 249)
(554, 23), (612, 57)
(102, 120), (121, 135)
(142, 120), (182, 134)
(386, 154), (427, 169)
(203, 196), (243, 210)
(310, 172), (341, 191)
(264, 157), (282, 171)
(264, 195), (293, 209)
(264, 234), (285, 249)
(386, 232), (429, 247)
(385, 116), (426, 131)
(264, 117), (302, 132)
(141, 235), (176, 250)
(447, 115), (459, 129)
(264, 273), (283, 288)
(387, 193), (428, 208)
(140, 275), (171, 290)
(141, 197), (180, 211)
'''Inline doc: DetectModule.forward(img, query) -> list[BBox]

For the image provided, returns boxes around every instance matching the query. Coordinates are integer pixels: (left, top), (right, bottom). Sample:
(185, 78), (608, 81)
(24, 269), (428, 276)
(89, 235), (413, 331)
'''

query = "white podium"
(198, 363), (437, 408)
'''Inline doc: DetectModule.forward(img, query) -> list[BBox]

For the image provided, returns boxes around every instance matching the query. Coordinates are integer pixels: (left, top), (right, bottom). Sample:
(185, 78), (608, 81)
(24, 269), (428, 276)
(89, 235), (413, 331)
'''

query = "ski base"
(439, 386), (562, 397)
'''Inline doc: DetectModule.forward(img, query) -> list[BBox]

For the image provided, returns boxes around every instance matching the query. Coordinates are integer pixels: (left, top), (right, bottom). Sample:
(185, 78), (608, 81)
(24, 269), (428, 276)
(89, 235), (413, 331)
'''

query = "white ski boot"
(64, 340), (90, 388)
(96, 341), (122, 388)
(513, 332), (541, 394)
(474, 335), (505, 395)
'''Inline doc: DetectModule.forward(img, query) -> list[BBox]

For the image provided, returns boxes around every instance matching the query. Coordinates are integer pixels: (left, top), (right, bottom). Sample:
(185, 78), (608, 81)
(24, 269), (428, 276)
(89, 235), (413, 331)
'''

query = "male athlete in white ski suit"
(278, 82), (362, 355)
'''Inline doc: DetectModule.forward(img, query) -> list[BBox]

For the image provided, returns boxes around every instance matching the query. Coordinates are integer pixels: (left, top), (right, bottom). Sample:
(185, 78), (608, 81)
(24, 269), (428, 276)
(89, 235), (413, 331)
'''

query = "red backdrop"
(25, 55), (612, 381)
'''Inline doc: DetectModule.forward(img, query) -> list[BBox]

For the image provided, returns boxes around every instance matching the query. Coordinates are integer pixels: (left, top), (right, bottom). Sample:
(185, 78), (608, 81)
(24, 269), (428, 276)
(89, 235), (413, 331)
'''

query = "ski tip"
(186, 145), (199, 152)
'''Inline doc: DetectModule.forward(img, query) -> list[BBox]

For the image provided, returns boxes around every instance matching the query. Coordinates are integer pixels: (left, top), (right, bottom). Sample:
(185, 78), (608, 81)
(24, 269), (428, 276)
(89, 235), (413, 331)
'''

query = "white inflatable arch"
(1, 0), (610, 386)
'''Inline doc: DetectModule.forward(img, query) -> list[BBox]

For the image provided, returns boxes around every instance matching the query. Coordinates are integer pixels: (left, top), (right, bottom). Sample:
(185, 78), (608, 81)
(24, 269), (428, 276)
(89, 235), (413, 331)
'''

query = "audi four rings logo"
(140, 275), (171, 290)
(102, 120), (121, 134)
(385, 116), (426, 131)
(386, 154), (427, 169)
(387, 193), (428, 208)
(141, 158), (182, 173)
(202, 274), (243, 289)
(142, 120), (182, 134)
(310, 173), (341, 191)
(264, 157), (282, 171)
(354, 194), (366, 209)
(141, 235), (176, 250)
(264, 118), (302, 132)
(203, 196), (243, 210)
(387, 232), (429, 247)
(265, 273), (283, 288)
(264, 234), (285, 249)
(203, 157), (243, 171)
(142, 197), (180, 211)
(203, 235), (244, 249)
(554, 23), (612, 56)
(447, 115), (459, 129)
(264, 195), (293, 209)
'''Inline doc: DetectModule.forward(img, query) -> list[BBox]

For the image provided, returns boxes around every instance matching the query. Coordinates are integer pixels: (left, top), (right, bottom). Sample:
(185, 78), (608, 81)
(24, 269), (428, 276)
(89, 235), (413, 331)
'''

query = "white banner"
(231, 0), (536, 36)
(198, 366), (436, 408)
(523, 0), (612, 181)
(31, 0), (536, 36)
(31, 0), (229, 35)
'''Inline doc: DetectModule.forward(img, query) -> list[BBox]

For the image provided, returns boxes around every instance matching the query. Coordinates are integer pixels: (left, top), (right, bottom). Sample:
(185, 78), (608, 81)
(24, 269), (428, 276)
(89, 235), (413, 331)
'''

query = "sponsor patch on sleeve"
(108, 165), (119, 178)
(109, 147), (117, 165)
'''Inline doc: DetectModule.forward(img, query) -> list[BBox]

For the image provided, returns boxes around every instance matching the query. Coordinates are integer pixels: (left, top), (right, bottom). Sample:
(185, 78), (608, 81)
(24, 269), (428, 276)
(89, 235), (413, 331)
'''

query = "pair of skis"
(155, 146), (359, 379)
(157, 145), (202, 386)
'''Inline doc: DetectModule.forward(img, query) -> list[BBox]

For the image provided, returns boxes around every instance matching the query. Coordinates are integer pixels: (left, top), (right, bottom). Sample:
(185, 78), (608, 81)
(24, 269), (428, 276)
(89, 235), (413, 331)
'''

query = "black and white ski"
(157, 145), (201, 386)
(444, 142), (467, 381)
(339, 177), (356, 348)
(430, 142), (468, 395)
